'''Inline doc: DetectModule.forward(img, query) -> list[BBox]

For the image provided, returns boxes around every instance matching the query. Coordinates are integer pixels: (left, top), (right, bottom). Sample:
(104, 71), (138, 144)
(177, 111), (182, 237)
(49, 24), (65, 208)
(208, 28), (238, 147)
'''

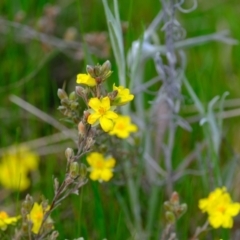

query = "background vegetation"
(0, 0), (240, 239)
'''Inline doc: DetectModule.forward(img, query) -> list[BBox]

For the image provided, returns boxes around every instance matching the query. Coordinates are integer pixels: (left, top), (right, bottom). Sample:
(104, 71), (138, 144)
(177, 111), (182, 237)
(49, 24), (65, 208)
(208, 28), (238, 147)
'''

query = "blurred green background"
(0, 0), (240, 239)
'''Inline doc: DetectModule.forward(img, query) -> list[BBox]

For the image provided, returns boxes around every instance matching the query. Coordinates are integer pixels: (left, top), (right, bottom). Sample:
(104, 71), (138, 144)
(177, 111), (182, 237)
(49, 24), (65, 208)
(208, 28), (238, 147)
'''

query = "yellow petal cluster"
(28, 203), (50, 234)
(0, 146), (39, 191)
(87, 97), (118, 132)
(199, 187), (240, 228)
(112, 84), (134, 106)
(0, 211), (20, 230)
(86, 152), (116, 182)
(109, 115), (138, 138)
(76, 73), (96, 87)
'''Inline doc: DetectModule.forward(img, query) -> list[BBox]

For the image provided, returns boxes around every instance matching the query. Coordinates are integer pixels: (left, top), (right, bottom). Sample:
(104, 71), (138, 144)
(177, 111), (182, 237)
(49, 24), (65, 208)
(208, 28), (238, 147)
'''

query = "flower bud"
(170, 192), (179, 205)
(69, 162), (80, 178)
(60, 98), (69, 107)
(108, 90), (118, 101)
(79, 163), (87, 179)
(50, 231), (59, 240)
(42, 200), (49, 212)
(22, 194), (34, 213)
(21, 208), (28, 217)
(100, 60), (112, 79)
(177, 203), (187, 216)
(165, 211), (176, 224)
(43, 222), (54, 232)
(75, 86), (86, 98)
(65, 148), (74, 160)
(57, 89), (68, 100)
(69, 91), (78, 101)
(93, 64), (101, 76)
(78, 121), (86, 136)
(101, 60), (111, 73)
(86, 65), (95, 77)
(84, 137), (95, 151)
(21, 221), (30, 234)
(70, 101), (79, 110)
(163, 201), (173, 212)
(83, 110), (90, 121)
(64, 27), (77, 41)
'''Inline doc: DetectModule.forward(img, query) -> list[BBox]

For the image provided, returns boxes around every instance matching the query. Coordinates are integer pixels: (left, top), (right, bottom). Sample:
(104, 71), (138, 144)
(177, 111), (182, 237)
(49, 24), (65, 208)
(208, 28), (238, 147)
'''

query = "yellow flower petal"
(88, 98), (101, 112)
(109, 115), (138, 138)
(90, 169), (102, 181)
(226, 203), (240, 216)
(76, 74), (96, 87)
(199, 187), (240, 229)
(104, 158), (116, 168)
(104, 111), (119, 119)
(86, 152), (116, 182)
(101, 96), (111, 110)
(100, 117), (114, 132)
(100, 169), (113, 181)
(112, 84), (134, 106)
(87, 112), (101, 125)
(29, 203), (44, 234)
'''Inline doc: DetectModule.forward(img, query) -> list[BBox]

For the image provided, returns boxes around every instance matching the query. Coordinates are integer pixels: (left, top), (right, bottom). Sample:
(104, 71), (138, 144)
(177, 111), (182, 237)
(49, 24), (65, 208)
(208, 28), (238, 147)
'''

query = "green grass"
(0, 0), (240, 239)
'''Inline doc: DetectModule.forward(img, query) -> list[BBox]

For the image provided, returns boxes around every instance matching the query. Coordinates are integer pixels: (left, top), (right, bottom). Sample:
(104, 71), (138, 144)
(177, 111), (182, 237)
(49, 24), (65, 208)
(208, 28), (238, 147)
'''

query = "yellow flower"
(28, 203), (50, 234)
(0, 211), (20, 231)
(0, 146), (39, 191)
(86, 152), (116, 182)
(112, 84), (134, 106)
(199, 187), (240, 228)
(109, 115), (138, 138)
(76, 73), (96, 87)
(87, 97), (118, 132)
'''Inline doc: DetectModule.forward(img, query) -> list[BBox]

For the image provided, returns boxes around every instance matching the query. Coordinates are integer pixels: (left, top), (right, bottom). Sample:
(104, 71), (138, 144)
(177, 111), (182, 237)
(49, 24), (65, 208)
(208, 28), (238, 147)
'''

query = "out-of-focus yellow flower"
(87, 97), (118, 132)
(86, 152), (116, 182)
(109, 115), (138, 138)
(28, 203), (50, 234)
(0, 146), (39, 191)
(76, 73), (96, 87)
(112, 84), (134, 106)
(0, 211), (20, 230)
(199, 187), (240, 228)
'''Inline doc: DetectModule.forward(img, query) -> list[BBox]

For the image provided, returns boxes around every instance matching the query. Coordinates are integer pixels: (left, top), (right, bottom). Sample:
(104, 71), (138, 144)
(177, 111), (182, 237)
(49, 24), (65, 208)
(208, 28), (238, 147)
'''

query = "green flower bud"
(57, 89), (68, 100)
(165, 211), (176, 224)
(70, 101), (79, 110)
(69, 162), (80, 178)
(163, 201), (173, 212)
(60, 98), (69, 107)
(178, 203), (187, 216)
(69, 91), (78, 101)
(79, 163), (87, 179)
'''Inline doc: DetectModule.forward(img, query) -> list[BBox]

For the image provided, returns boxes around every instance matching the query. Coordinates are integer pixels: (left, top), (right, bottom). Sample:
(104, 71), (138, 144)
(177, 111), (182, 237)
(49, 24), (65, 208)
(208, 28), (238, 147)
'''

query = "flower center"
(116, 123), (125, 130)
(0, 211), (8, 220)
(96, 160), (104, 169)
(35, 211), (43, 221)
(98, 107), (106, 115)
(217, 205), (226, 213)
